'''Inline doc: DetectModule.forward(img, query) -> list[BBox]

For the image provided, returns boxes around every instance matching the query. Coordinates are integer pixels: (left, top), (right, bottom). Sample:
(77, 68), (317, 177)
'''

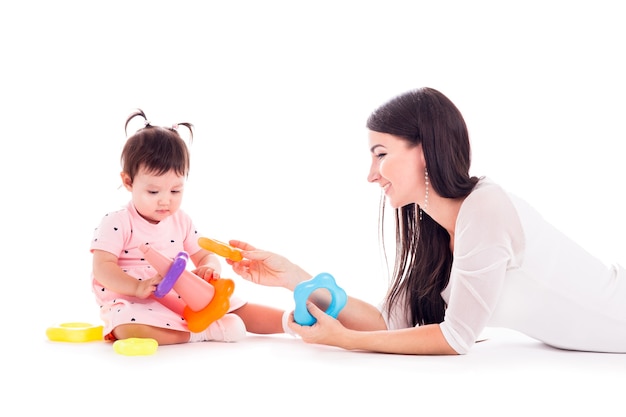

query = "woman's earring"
(420, 168), (429, 221)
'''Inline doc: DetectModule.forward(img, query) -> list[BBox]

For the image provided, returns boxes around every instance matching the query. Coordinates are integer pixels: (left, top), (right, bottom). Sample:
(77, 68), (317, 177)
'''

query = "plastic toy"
(139, 245), (215, 312)
(184, 277), (235, 333)
(139, 244), (233, 332)
(154, 251), (188, 298)
(113, 337), (158, 356)
(198, 237), (243, 261)
(293, 272), (347, 326)
(46, 322), (103, 342)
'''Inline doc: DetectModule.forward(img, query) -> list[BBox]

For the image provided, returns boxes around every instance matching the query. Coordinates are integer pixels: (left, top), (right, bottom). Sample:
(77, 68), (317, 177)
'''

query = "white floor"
(7, 325), (624, 416)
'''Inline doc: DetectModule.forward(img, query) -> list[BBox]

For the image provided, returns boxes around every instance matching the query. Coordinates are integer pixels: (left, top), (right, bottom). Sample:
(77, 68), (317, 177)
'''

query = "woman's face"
(367, 130), (426, 209)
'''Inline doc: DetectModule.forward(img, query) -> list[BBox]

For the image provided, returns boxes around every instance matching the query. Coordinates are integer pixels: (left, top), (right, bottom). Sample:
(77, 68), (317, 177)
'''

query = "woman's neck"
(423, 195), (465, 251)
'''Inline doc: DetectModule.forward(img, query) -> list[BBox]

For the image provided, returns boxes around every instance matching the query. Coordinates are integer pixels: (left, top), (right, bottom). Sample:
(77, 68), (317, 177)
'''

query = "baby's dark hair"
(121, 109), (193, 183)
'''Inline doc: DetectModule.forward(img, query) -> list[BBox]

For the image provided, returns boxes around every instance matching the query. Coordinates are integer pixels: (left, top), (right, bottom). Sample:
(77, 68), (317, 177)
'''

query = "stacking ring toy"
(140, 244), (215, 312)
(113, 338), (158, 356)
(154, 251), (189, 298)
(198, 237), (243, 262)
(46, 322), (103, 342)
(184, 277), (235, 332)
(293, 272), (347, 326)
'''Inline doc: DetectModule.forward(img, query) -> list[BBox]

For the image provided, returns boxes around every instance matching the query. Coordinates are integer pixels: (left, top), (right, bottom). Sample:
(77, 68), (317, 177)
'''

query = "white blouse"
(382, 177), (626, 354)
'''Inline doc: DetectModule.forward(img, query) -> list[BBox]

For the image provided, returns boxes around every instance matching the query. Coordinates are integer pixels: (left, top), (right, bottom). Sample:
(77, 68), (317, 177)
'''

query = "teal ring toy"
(293, 272), (347, 326)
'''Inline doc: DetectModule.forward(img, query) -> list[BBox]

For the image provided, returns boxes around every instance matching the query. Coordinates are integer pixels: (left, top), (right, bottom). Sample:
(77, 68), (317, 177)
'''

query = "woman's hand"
(227, 240), (311, 291)
(287, 303), (350, 349)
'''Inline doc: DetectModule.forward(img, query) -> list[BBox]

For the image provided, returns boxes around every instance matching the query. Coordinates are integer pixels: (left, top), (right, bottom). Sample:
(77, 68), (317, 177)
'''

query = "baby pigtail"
(124, 108), (149, 136)
(171, 122), (194, 143)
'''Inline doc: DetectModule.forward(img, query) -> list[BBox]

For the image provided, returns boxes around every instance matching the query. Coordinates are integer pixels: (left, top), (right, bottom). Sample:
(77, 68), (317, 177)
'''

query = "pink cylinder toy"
(154, 291), (187, 316)
(139, 244), (215, 311)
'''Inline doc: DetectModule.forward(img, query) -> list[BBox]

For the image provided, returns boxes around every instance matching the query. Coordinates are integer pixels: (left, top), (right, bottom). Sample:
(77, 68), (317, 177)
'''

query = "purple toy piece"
(154, 251), (189, 298)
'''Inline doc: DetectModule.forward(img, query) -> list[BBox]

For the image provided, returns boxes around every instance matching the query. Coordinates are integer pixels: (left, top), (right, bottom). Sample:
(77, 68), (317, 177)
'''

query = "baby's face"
(123, 167), (186, 224)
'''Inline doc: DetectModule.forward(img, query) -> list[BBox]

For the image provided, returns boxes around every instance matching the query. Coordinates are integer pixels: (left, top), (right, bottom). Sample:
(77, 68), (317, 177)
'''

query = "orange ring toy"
(184, 278), (235, 333)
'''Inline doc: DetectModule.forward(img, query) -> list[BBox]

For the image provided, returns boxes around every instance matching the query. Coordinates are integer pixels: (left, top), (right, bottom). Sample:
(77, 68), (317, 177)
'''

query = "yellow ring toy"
(113, 338), (158, 356)
(46, 322), (103, 343)
(198, 237), (243, 262)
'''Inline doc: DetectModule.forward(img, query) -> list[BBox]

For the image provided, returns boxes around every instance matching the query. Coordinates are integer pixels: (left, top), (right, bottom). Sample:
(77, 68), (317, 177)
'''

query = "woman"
(228, 87), (626, 355)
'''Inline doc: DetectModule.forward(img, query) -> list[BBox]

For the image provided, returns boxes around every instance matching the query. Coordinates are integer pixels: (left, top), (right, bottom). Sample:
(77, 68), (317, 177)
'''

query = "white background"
(1, 0), (624, 326)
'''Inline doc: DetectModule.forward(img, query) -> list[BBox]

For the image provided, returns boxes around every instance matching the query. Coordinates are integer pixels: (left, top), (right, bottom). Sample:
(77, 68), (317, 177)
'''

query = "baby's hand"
(193, 266), (220, 282)
(135, 274), (162, 299)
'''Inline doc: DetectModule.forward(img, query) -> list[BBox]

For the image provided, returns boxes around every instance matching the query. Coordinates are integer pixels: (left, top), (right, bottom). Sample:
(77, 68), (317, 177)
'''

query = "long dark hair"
(366, 87), (478, 326)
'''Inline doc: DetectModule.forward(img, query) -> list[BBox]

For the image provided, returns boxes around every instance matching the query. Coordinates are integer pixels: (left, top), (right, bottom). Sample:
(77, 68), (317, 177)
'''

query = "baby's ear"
(120, 172), (133, 190)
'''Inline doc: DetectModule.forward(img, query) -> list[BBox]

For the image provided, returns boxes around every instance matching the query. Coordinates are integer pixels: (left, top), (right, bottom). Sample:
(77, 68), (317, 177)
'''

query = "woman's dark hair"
(366, 87), (479, 326)
(121, 109), (194, 183)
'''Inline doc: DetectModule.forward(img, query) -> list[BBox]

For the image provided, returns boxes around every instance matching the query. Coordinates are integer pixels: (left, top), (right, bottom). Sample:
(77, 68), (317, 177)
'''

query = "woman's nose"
(367, 163), (379, 183)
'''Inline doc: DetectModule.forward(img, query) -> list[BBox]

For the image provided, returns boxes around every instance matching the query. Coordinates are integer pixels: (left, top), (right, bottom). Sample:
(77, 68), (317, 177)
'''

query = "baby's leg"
(113, 314), (247, 344)
(112, 323), (190, 345)
(189, 314), (246, 343)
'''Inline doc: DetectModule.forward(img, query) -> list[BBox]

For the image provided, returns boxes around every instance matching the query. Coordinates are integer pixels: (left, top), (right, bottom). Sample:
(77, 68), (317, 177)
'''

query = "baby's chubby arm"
(92, 249), (161, 298)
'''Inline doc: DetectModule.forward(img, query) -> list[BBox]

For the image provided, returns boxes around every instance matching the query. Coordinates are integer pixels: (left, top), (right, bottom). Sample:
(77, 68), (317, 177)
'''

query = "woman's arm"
(226, 240), (456, 354)
(308, 293), (387, 331)
(340, 324), (457, 355)
(228, 241), (387, 330)
(227, 240), (312, 291)
(291, 303), (458, 355)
